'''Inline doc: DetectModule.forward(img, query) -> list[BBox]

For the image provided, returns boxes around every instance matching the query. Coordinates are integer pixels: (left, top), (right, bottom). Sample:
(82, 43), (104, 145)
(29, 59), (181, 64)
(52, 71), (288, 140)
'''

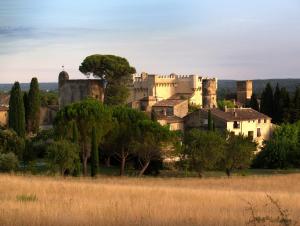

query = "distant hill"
(0, 83), (58, 92)
(0, 79), (299, 96)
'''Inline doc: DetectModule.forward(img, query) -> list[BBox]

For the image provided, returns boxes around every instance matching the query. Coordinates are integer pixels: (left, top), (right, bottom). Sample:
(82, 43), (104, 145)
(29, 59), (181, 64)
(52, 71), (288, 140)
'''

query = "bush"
(0, 152), (19, 172)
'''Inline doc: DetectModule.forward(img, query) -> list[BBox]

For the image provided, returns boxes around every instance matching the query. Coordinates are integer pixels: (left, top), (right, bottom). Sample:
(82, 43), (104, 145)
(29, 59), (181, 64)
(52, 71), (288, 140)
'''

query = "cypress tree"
(208, 110), (213, 131)
(273, 84), (282, 123)
(90, 126), (99, 177)
(72, 121), (79, 144)
(249, 93), (259, 111)
(8, 82), (25, 137)
(280, 87), (291, 123)
(27, 77), (41, 134)
(292, 87), (300, 122)
(260, 83), (273, 118)
(23, 92), (29, 130)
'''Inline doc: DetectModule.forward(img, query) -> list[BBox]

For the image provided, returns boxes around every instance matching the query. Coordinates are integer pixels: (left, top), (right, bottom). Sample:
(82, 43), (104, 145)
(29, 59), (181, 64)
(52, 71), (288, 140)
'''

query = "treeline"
(249, 83), (300, 124)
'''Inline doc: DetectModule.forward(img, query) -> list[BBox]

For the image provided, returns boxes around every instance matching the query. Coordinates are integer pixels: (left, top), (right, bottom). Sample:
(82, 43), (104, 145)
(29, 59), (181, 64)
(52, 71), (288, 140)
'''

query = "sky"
(0, 0), (300, 83)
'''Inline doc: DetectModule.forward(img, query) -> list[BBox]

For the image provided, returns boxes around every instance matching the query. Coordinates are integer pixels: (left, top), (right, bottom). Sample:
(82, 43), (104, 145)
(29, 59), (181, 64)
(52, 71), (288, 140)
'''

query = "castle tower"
(202, 78), (217, 108)
(237, 80), (253, 105)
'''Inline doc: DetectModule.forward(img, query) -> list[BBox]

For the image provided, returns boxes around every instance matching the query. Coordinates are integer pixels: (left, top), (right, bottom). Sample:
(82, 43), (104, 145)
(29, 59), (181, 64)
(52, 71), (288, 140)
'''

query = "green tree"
(110, 106), (148, 176)
(46, 140), (81, 176)
(23, 92), (29, 129)
(207, 110), (213, 131)
(0, 152), (18, 172)
(132, 120), (174, 177)
(183, 129), (225, 177)
(280, 87), (291, 123)
(90, 126), (99, 177)
(222, 133), (256, 177)
(273, 84), (282, 123)
(8, 82), (26, 137)
(0, 129), (25, 160)
(54, 99), (112, 176)
(249, 93), (259, 111)
(79, 54), (136, 105)
(292, 87), (300, 122)
(27, 78), (41, 134)
(72, 122), (79, 144)
(217, 99), (235, 110)
(260, 83), (274, 118)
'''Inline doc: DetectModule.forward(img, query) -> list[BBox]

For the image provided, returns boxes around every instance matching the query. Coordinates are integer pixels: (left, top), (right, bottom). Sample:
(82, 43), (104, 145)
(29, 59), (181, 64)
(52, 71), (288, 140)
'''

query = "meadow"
(0, 174), (299, 226)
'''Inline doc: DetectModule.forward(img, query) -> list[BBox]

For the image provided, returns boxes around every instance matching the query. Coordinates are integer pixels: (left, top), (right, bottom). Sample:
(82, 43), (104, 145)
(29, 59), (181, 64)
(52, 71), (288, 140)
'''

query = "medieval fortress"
(128, 72), (218, 112)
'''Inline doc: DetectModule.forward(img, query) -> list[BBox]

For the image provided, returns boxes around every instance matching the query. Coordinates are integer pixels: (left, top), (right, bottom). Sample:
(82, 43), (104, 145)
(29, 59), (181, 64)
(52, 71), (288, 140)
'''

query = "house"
(184, 107), (275, 147)
(0, 106), (8, 128)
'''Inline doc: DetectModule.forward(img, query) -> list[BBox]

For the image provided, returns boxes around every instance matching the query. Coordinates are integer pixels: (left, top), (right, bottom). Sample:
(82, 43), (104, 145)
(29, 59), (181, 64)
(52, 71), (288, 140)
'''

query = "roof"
(157, 115), (184, 123)
(0, 106), (8, 112)
(200, 108), (271, 122)
(153, 99), (187, 107)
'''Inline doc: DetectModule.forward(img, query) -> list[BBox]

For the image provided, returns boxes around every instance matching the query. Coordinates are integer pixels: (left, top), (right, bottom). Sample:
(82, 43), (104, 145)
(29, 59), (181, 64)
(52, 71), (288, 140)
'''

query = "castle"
(128, 73), (218, 112)
(58, 70), (105, 109)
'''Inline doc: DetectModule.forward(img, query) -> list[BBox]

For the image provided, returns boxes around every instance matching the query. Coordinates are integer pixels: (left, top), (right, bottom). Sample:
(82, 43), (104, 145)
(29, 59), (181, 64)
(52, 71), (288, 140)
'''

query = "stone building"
(184, 107), (274, 148)
(128, 73), (217, 111)
(58, 70), (105, 109)
(0, 106), (8, 128)
(237, 80), (253, 106)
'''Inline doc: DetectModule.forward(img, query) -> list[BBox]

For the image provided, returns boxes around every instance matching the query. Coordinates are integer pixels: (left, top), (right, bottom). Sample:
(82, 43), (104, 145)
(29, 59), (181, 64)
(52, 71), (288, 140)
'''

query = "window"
(257, 128), (261, 137)
(166, 107), (173, 116)
(264, 119), (267, 123)
(258, 119), (261, 123)
(233, 121), (240, 129)
(248, 131), (254, 140)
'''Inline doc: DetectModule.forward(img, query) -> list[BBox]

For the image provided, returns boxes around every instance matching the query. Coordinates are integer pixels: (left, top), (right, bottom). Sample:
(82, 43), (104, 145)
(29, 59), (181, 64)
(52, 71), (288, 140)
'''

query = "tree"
(109, 106), (148, 176)
(23, 92), (29, 129)
(79, 54), (136, 105)
(208, 110), (213, 131)
(222, 133), (256, 177)
(260, 83), (274, 118)
(0, 152), (18, 172)
(132, 120), (173, 177)
(291, 87), (300, 123)
(27, 78), (41, 134)
(72, 122), (79, 144)
(183, 129), (225, 177)
(0, 129), (25, 160)
(8, 82), (26, 137)
(90, 126), (99, 177)
(273, 84), (282, 123)
(280, 87), (291, 123)
(249, 93), (259, 111)
(217, 99), (235, 110)
(46, 140), (81, 176)
(54, 99), (112, 176)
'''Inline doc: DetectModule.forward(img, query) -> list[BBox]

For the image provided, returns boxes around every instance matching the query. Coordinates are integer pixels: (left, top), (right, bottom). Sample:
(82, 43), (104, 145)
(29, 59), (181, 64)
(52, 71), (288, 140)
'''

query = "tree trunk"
(83, 156), (88, 176)
(105, 157), (111, 167)
(120, 156), (126, 176)
(138, 161), (150, 177)
(226, 168), (231, 177)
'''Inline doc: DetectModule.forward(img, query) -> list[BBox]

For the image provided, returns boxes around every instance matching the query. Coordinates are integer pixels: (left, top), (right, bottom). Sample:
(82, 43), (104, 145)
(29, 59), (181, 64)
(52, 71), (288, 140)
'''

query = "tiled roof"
(157, 115), (184, 123)
(200, 108), (271, 121)
(153, 99), (187, 107)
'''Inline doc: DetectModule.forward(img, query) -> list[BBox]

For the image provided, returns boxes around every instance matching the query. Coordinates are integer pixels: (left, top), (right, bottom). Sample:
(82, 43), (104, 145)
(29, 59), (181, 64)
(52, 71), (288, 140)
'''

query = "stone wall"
(237, 80), (253, 105)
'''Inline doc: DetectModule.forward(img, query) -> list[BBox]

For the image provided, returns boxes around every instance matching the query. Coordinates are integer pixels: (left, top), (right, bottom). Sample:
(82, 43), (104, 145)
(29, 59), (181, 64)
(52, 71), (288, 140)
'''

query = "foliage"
(253, 122), (300, 169)
(222, 133), (256, 176)
(90, 126), (99, 177)
(79, 54), (136, 105)
(46, 140), (81, 176)
(0, 129), (25, 160)
(182, 129), (225, 177)
(132, 120), (174, 177)
(260, 83), (274, 119)
(8, 82), (26, 137)
(217, 99), (235, 110)
(54, 99), (112, 175)
(27, 77), (41, 133)
(188, 104), (201, 113)
(207, 110), (213, 131)
(40, 91), (58, 106)
(0, 152), (18, 172)
(249, 93), (259, 111)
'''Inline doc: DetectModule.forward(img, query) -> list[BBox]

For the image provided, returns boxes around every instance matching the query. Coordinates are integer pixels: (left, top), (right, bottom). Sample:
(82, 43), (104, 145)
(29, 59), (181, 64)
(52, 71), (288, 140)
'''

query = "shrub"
(0, 152), (19, 172)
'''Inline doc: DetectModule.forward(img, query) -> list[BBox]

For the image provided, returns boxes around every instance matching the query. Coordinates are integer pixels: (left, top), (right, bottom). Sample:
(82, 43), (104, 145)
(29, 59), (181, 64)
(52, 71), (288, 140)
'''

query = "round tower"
(202, 78), (217, 108)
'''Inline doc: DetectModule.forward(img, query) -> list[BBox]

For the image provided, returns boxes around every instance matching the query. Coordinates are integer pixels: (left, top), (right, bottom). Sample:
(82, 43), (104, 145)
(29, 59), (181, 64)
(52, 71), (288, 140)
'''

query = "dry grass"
(0, 174), (299, 226)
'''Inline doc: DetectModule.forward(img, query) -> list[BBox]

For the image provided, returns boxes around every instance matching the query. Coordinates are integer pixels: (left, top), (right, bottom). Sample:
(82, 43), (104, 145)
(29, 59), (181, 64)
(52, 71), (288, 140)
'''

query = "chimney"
(224, 105), (228, 112)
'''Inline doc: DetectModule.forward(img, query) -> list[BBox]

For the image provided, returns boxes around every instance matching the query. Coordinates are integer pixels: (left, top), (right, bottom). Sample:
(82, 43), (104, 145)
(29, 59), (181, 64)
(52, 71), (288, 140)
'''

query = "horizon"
(1, 0), (300, 83)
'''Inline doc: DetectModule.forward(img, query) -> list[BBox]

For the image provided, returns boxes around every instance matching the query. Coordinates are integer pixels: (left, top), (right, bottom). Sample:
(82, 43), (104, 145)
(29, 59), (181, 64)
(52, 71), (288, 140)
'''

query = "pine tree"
(280, 87), (291, 123)
(249, 93), (259, 111)
(260, 83), (274, 118)
(273, 84), (282, 123)
(8, 82), (26, 137)
(292, 87), (300, 122)
(27, 77), (41, 134)
(208, 110), (213, 131)
(90, 126), (99, 177)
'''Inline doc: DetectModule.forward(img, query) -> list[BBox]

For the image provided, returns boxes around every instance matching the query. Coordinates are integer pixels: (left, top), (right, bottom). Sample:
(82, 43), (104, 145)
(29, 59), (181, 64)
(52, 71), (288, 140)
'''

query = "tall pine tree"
(27, 77), (41, 134)
(280, 87), (291, 123)
(249, 93), (259, 111)
(292, 87), (300, 122)
(260, 83), (274, 118)
(8, 82), (25, 137)
(273, 83), (282, 124)
(90, 126), (99, 177)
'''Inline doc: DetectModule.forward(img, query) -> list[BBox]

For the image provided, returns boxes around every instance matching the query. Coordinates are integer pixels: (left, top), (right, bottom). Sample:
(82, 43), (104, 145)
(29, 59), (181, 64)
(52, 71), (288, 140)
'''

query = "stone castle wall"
(237, 80), (253, 105)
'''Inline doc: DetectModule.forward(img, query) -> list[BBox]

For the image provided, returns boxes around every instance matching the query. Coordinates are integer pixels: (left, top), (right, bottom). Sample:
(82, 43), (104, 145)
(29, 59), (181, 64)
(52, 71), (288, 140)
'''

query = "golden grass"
(0, 174), (299, 226)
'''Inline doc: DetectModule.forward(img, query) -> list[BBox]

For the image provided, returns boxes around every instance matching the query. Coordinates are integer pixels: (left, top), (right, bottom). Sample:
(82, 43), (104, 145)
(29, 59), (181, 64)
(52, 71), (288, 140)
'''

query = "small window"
(257, 128), (261, 137)
(233, 121), (240, 129)
(258, 119), (261, 123)
(264, 119), (267, 123)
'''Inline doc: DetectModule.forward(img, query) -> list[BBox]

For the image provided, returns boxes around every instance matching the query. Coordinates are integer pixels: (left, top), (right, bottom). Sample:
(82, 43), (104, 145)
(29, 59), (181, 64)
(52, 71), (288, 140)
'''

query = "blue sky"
(0, 0), (300, 82)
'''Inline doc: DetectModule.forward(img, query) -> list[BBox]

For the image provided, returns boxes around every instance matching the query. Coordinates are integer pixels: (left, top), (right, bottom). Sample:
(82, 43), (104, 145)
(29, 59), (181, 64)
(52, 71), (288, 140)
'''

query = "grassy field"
(0, 174), (299, 226)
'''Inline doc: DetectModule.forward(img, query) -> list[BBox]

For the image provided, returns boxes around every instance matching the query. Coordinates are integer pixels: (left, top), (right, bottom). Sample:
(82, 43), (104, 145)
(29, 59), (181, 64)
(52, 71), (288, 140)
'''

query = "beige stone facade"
(128, 73), (217, 111)
(184, 107), (274, 148)
(0, 106), (8, 128)
(58, 71), (105, 109)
